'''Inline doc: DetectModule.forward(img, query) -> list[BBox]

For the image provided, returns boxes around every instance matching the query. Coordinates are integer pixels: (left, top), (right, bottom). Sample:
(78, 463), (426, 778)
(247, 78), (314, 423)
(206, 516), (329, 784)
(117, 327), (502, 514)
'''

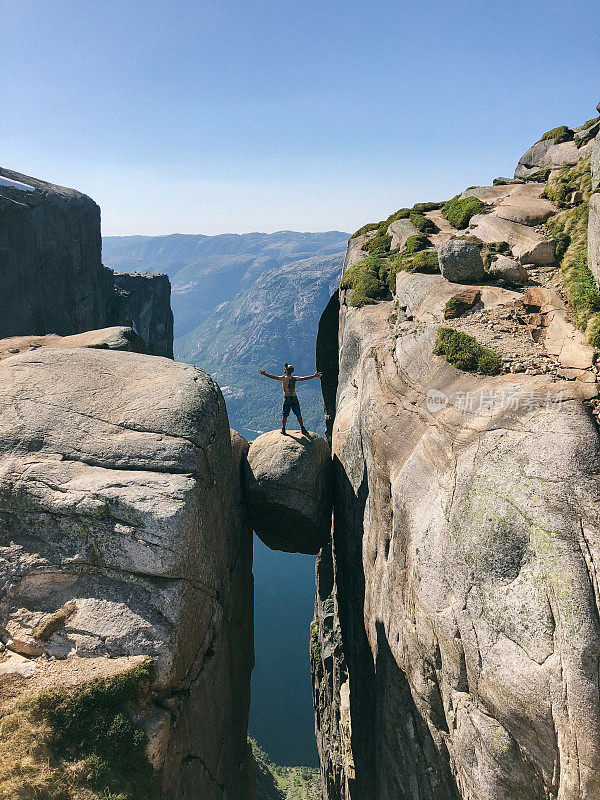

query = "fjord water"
(251, 538), (318, 766)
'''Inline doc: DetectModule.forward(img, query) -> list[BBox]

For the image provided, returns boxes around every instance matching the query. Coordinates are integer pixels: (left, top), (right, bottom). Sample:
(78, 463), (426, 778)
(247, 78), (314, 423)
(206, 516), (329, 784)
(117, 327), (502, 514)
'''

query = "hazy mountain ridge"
(103, 231), (348, 434)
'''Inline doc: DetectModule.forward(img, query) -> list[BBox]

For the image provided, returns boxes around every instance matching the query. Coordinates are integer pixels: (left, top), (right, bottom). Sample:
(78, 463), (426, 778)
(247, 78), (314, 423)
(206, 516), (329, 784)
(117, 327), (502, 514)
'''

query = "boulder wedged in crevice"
(244, 430), (332, 554)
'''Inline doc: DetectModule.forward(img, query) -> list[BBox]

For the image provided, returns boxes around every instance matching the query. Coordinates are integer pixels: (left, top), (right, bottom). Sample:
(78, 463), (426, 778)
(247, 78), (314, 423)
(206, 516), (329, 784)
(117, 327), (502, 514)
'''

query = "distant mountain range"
(102, 231), (348, 436)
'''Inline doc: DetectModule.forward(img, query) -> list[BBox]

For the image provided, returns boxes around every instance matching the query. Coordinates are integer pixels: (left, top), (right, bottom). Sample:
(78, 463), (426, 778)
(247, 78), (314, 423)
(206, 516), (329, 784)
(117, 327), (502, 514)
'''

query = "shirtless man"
(258, 362), (322, 435)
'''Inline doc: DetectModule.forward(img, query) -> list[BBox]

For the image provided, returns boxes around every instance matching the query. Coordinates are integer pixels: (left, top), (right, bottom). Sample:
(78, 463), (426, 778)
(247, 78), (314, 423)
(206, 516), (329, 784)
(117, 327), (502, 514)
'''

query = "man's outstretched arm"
(296, 371), (323, 381)
(258, 369), (284, 380)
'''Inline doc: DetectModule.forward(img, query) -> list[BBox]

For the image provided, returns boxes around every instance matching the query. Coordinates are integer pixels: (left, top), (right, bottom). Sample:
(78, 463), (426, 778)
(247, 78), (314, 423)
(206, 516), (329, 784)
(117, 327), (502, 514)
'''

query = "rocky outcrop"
(0, 347), (253, 799)
(245, 430), (332, 554)
(468, 210), (556, 265)
(514, 120), (597, 179)
(313, 113), (600, 800)
(0, 167), (173, 357)
(0, 325), (147, 361)
(112, 271), (174, 358)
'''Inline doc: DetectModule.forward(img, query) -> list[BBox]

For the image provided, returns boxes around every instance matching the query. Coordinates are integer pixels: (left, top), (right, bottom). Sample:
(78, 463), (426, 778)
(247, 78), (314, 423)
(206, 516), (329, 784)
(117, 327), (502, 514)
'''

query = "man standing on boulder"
(258, 363), (322, 435)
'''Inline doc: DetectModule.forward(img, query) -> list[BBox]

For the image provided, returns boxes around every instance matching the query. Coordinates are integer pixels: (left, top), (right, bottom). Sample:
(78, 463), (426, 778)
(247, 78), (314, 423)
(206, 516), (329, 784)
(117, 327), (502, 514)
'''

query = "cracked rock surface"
(0, 347), (253, 799)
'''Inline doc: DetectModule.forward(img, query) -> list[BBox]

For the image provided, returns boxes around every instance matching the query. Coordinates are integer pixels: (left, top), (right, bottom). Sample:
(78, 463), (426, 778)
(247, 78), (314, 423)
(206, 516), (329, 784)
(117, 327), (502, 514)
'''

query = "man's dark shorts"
(282, 395), (301, 418)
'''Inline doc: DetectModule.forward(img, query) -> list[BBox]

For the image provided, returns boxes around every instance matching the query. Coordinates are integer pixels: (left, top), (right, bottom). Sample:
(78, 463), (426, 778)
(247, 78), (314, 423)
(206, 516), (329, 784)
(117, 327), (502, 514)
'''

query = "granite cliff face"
(312, 109), (600, 800)
(0, 343), (253, 799)
(0, 167), (173, 357)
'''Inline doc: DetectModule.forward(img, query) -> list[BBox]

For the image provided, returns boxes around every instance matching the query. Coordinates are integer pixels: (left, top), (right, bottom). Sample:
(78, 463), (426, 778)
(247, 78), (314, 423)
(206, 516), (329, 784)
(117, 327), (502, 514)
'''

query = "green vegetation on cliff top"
(441, 195), (486, 229)
(341, 248), (441, 305)
(545, 157), (600, 347)
(340, 255), (389, 307)
(539, 125), (574, 144)
(350, 201), (444, 241)
(403, 234), (431, 254)
(0, 661), (156, 800)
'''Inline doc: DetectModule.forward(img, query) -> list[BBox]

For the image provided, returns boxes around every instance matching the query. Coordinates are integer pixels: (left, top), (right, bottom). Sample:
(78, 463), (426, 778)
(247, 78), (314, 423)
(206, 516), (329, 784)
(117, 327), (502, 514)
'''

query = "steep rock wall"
(112, 270), (174, 358)
(0, 347), (253, 799)
(314, 118), (600, 800)
(0, 167), (173, 357)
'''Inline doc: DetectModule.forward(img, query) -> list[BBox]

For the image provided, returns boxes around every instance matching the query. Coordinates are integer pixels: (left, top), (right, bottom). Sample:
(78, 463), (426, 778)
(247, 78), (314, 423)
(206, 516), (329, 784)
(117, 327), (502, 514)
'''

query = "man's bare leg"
(297, 413), (309, 436)
(281, 416), (287, 434)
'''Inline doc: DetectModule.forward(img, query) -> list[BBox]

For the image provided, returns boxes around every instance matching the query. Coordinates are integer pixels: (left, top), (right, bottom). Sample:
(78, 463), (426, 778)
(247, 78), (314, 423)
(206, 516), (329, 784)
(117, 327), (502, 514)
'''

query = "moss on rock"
(341, 255), (389, 307)
(409, 212), (437, 234)
(542, 157), (592, 207)
(442, 195), (486, 229)
(482, 241), (511, 270)
(434, 327), (502, 375)
(350, 222), (380, 239)
(544, 156), (600, 344)
(0, 661), (156, 800)
(387, 250), (439, 289)
(539, 125), (574, 144)
(363, 232), (392, 254)
(403, 234), (432, 254)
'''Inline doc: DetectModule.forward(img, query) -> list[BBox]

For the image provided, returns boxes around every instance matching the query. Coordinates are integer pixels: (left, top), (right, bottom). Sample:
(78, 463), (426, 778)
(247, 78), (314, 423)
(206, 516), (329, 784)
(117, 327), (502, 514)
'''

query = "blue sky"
(1, 0), (598, 235)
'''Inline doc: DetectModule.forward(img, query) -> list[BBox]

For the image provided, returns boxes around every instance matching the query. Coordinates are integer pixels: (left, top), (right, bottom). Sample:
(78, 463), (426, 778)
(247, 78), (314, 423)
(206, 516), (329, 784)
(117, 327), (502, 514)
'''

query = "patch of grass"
(340, 255), (389, 307)
(350, 222), (380, 239)
(412, 201), (444, 213)
(387, 251), (439, 289)
(434, 328), (502, 375)
(409, 212), (437, 234)
(542, 157), (592, 207)
(385, 207), (411, 223)
(403, 234), (431, 254)
(523, 168), (551, 183)
(586, 315), (600, 349)
(584, 116), (600, 130)
(553, 231), (571, 261)
(539, 125), (574, 144)
(545, 157), (600, 344)
(0, 661), (158, 800)
(442, 195), (486, 229)
(559, 252), (600, 330)
(83, 343), (110, 349)
(363, 232), (392, 254)
(352, 203), (443, 247)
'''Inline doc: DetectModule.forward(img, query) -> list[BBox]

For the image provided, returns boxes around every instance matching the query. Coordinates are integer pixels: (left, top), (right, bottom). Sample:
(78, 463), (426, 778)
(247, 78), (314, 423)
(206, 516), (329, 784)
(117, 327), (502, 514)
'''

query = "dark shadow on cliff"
(332, 456), (459, 800)
(374, 621), (460, 799)
(316, 290), (339, 444)
(331, 458), (377, 798)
